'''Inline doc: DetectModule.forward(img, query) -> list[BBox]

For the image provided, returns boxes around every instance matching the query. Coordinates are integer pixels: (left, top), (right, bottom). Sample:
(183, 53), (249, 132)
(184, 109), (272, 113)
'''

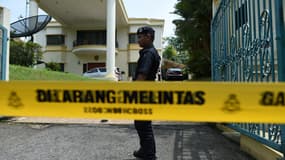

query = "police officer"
(133, 26), (161, 160)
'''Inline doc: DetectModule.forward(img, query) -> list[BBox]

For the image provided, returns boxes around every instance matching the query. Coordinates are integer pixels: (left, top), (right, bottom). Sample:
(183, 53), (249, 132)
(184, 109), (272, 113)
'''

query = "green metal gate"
(211, 0), (285, 156)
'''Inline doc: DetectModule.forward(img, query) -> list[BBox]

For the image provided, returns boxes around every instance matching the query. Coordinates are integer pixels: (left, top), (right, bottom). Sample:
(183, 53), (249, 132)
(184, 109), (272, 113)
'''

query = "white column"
(29, 0), (38, 66)
(29, 0), (38, 17)
(106, 0), (116, 80)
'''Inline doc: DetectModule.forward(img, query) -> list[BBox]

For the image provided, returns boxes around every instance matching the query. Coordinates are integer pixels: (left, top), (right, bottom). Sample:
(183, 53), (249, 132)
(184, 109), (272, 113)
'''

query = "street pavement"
(0, 118), (255, 160)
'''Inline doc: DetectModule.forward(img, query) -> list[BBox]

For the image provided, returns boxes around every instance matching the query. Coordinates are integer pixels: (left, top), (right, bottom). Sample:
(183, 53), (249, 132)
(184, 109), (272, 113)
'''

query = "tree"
(10, 40), (43, 67)
(164, 36), (184, 53)
(165, 37), (190, 64)
(163, 36), (190, 67)
(172, 0), (212, 78)
(163, 45), (177, 61)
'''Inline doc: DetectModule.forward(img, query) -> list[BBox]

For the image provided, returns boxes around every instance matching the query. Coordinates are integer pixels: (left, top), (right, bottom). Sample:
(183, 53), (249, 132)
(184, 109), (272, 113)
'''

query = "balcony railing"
(73, 40), (118, 48)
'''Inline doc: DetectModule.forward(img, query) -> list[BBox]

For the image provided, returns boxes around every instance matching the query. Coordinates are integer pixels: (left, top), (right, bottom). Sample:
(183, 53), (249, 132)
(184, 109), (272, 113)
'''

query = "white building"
(32, 0), (164, 81)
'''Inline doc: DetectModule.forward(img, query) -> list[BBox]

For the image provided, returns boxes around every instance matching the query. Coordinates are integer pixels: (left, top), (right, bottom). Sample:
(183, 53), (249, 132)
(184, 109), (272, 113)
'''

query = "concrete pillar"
(29, 0), (38, 17)
(29, 0), (38, 65)
(106, 0), (116, 80)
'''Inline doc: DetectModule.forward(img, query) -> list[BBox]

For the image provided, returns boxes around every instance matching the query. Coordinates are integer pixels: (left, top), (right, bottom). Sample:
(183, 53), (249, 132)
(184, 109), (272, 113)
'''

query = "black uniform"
(134, 45), (161, 81)
(134, 44), (161, 160)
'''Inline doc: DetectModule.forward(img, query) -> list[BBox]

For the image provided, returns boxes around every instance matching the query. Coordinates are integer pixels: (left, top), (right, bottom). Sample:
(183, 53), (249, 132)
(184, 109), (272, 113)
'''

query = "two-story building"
(32, 0), (164, 80)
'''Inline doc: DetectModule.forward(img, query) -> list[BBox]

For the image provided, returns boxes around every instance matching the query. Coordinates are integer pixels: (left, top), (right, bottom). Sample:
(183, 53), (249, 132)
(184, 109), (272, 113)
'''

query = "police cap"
(137, 26), (155, 37)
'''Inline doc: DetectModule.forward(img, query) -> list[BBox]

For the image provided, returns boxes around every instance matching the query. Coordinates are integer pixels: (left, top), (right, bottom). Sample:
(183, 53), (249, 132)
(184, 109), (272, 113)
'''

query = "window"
(129, 33), (138, 44)
(59, 63), (65, 72)
(75, 30), (119, 47)
(46, 35), (65, 45)
(77, 30), (107, 45)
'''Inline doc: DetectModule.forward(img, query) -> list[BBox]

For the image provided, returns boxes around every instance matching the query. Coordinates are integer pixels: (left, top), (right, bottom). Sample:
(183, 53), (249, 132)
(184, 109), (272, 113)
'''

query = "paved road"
(0, 122), (254, 160)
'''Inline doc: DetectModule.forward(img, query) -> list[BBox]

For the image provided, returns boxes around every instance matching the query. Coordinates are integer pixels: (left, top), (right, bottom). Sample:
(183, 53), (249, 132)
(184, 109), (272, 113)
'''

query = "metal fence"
(0, 24), (8, 80)
(211, 0), (285, 156)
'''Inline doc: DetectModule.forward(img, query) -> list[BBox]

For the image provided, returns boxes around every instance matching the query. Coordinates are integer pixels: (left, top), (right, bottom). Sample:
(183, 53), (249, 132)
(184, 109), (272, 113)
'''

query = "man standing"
(133, 26), (161, 160)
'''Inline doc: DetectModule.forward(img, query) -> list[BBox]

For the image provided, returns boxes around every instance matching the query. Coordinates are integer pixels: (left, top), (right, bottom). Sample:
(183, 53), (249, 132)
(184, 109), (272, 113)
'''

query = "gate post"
(0, 6), (10, 81)
(0, 25), (8, 80)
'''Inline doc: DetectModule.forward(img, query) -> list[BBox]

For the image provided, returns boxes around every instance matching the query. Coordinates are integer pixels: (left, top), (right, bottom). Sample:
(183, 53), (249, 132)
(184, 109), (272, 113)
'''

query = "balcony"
(72, 40), (118, 55)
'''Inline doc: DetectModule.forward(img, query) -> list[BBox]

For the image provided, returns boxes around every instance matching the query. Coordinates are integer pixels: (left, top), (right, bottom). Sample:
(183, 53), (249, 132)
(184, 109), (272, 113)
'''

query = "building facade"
(33, 0), (164, 81)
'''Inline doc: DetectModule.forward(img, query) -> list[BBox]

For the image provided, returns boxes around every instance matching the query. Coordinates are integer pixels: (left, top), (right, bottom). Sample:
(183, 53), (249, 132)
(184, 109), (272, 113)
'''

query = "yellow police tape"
(1, 81), (285, 123)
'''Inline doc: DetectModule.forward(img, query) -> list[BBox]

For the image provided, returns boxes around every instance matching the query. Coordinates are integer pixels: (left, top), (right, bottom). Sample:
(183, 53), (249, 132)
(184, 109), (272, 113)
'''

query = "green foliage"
(164, 36), (184, 53)
(163, 36), (189, 65)
(46, 62), (61, 71)
(163, 45), (177, 61)
(172, 0), (212, 78)
(9, 40), (43, 67)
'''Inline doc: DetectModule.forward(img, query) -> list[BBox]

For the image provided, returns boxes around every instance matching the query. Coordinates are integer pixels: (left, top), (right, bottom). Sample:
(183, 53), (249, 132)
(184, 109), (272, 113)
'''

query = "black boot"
(133, 148), (144, 159)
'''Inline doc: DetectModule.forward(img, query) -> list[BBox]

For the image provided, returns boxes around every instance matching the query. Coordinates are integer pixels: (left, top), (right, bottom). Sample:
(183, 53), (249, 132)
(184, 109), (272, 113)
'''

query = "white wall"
(117, 27), (128, 50)
(42, 52), (65, 63)
(34, 29), (46, 48)
(65, 53), (81, 74)
(129, 50), (139, 62)
(65, 28), (76, 50)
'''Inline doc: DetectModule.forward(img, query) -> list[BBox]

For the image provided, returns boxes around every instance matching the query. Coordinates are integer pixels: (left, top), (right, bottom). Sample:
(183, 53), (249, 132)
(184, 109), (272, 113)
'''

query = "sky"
(0, 0), (179, 37)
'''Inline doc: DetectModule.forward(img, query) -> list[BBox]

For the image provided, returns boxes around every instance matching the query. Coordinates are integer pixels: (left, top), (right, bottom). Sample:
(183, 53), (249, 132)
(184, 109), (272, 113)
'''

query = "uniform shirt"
(134, 44), (161, 81)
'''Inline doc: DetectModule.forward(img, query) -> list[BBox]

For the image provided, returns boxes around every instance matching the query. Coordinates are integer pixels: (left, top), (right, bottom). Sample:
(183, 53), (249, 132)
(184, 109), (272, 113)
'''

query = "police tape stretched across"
(36, 89), (206, 105)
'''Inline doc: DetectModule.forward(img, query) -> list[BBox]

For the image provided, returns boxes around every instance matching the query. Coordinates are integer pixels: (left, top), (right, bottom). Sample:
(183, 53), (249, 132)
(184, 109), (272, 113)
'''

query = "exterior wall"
(115, 27), (128, 77)
(35, 24), (134, 79)
(116, 50), (128, 80)
(65, 53), (82, 74)
(0, 6), (10, 30)
(34, 30), (46, 48)
(117, 27), (129, 50)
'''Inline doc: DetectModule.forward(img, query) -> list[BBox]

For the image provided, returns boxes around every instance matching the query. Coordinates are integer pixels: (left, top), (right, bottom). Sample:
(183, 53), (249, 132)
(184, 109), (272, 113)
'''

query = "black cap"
(137, 26), (155, 37)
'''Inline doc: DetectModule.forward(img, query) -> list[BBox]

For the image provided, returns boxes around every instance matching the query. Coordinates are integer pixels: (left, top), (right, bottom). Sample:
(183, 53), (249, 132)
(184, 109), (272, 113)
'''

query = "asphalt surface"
(0, 121), (255, 160)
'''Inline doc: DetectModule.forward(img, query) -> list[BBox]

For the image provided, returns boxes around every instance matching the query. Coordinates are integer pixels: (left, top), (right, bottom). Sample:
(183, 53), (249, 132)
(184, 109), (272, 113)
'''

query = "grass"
(9, 65), (93, 80)
(8, 65), (211, 81)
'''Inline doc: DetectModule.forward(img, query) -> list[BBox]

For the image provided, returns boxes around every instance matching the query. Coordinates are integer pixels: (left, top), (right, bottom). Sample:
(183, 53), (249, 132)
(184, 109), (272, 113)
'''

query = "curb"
(5, 117), (208, 126)
(0, 116), (14, 121)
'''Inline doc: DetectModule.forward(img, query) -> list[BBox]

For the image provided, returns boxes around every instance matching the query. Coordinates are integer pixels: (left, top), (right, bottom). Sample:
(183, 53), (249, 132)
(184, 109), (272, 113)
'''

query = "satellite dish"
(10, 15), (52, 39)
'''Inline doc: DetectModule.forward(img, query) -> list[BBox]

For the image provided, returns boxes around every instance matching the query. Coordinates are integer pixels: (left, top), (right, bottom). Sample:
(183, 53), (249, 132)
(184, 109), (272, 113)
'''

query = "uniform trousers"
(134, 120), (156, 159)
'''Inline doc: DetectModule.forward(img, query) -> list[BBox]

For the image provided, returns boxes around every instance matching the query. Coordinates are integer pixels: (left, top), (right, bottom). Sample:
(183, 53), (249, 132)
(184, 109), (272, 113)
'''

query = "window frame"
(46, 35), (65, 46)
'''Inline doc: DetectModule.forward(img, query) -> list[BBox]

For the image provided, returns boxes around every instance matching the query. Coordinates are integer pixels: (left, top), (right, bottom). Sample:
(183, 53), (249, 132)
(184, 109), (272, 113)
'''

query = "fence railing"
(0, 24), (8, 80)
(211, 0), (285, 156)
